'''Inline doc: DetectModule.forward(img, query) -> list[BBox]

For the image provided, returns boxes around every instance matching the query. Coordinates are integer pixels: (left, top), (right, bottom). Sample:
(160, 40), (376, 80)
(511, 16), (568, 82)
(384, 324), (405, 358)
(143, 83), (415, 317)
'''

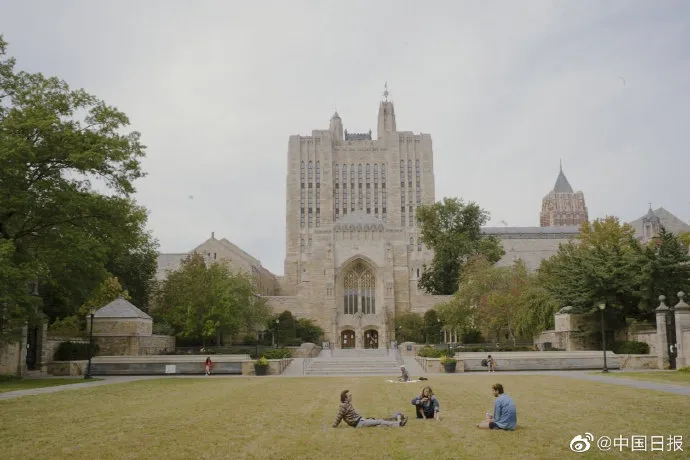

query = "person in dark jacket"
(411, 386), (440, 421)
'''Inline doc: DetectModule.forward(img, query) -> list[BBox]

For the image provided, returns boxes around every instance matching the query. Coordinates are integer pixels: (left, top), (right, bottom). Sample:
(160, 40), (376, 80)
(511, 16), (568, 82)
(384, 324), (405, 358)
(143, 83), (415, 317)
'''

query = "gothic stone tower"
(280, 88), (442, 348)
(540, 163), (588, 227)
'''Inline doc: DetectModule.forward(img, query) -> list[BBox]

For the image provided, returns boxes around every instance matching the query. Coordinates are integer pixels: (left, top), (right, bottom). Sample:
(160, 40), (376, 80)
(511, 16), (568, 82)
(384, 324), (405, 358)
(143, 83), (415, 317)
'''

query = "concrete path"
(2, 370), (688, 400)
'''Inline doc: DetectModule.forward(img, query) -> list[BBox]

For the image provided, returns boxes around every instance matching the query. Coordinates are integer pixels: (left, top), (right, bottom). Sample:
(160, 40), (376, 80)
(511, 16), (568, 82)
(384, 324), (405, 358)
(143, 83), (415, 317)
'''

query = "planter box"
(254, 365), (268, 376)
(443, 362), (457, 373)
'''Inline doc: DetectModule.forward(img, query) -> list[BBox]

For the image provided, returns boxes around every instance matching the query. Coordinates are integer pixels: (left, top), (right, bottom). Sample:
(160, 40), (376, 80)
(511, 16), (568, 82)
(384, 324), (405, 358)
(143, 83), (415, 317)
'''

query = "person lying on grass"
(333, 389), (408, 428)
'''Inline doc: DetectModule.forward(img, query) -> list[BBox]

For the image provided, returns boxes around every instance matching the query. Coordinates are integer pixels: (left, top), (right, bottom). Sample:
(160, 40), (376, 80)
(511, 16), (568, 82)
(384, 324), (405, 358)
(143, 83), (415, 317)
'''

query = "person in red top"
(205, 356), (213, 375)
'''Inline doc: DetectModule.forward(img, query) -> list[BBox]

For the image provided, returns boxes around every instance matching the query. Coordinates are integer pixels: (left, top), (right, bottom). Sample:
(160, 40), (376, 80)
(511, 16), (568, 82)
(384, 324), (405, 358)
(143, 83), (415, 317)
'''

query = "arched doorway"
(364, 329), (379, 349)
(341, 330), (355, 349)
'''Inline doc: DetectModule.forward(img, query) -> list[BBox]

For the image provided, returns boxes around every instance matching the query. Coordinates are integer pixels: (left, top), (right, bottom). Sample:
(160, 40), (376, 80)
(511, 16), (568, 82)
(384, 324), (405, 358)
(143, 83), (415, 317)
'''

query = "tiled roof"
(94, 297), (151, 319)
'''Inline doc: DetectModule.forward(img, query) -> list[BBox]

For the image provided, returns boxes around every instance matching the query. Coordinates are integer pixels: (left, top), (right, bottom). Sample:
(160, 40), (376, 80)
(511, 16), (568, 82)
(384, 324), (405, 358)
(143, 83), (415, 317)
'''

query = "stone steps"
(304, 351), (402, 375)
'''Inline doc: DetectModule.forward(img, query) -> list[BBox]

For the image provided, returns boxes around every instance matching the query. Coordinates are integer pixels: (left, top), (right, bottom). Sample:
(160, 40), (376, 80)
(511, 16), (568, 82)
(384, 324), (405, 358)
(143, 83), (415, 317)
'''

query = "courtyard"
(1, 373), (688, 459)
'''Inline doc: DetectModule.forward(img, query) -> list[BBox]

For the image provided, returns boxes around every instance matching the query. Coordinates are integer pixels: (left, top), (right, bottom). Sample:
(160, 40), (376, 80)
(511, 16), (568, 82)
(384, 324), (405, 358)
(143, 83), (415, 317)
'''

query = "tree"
(155, 254), (270, 346)
(295, 318), (324, 344)
(395, 312), (424, 343)
(416, 197), (504, 295)
(636, 227), (690, 313)
(422, 309), (441, 344)
(0, 36), (157, 324)
(538, 217), (645, 328)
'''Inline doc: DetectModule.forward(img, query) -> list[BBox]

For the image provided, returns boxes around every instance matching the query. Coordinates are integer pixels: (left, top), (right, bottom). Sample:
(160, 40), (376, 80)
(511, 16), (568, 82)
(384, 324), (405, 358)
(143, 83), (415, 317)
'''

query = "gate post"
(674, 292), (690, 368)
(655, 295), (670, 370)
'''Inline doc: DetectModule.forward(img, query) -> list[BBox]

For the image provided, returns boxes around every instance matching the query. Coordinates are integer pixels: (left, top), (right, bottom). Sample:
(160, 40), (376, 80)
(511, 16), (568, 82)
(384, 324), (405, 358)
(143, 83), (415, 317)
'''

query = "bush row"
(54, 341), (99, 361)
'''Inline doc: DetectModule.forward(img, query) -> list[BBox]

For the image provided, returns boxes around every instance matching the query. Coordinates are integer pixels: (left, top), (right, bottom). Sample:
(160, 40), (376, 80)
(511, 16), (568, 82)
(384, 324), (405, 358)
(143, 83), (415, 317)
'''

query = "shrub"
(152, 322), (175, 336)
(262, 348), (292, 359)
(417, 346), (443, 358)
(241, 335), (258, 345)
(440, 355), (456, 365)
(461, 328), (484, 344)
(255, 356), (269, 366)
(677, 366), (690, 373)
(48, 316), (84, 337)
(0, 374), (22, 382)
(54, 341), (99, 361)
(613, 341), (650, 355)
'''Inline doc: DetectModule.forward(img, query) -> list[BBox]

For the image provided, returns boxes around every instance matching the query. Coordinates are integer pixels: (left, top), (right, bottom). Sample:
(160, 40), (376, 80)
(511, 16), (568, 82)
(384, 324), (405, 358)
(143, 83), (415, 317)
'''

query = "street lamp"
(84, 310), (95, 379)
(598, 303), (608, 373)
(438, 318), (442, 346)
(275, 318), (280, 348)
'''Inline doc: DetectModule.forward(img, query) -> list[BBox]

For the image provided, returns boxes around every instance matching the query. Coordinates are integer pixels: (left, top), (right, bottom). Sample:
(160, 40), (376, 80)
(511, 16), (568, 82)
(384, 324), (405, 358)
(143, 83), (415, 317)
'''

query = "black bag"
(481, 359), (488, 367)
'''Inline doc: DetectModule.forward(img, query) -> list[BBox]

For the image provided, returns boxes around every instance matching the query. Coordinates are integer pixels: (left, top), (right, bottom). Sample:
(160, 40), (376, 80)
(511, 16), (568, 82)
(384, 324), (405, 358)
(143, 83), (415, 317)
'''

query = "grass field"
(0, 378), (97, 393)
(595, 371), (690, 387)
(1, 374), (688, 459)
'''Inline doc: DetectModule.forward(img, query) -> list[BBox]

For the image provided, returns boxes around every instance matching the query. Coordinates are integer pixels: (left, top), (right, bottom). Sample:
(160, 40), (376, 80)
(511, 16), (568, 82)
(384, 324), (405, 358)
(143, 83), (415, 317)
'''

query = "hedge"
(613, 341), (650, 355)
(54, 341), (99, 361)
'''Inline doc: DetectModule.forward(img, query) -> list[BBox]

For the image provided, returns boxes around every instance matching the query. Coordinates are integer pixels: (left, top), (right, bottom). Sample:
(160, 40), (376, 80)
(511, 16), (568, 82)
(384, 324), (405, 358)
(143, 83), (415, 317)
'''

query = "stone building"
(155, 92), (591, 349)
(540, 163), (588, 227)
(627, 206), (690, 244)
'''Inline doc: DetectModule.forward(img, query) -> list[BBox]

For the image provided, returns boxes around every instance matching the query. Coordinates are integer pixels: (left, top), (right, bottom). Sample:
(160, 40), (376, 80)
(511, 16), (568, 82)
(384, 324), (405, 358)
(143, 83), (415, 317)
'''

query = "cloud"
(2, 0), (689, 274)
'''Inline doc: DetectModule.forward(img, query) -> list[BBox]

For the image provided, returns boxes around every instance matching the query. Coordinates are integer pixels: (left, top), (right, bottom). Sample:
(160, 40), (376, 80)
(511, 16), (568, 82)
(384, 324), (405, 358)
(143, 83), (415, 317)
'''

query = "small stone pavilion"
(88, 296), (174, 356)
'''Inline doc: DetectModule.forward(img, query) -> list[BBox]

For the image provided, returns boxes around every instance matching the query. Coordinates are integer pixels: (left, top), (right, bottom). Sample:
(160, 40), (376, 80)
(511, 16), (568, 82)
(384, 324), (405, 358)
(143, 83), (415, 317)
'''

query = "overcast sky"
(2, 1), (689, 275)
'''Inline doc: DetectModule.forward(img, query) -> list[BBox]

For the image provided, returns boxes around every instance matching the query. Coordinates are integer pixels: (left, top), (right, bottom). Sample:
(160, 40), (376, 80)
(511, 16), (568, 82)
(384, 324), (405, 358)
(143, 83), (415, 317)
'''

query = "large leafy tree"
(155, 254), (271, 346)
(416, 197), (504, 295)
(636, 227), (690, 312)
(394, 312), (424, 343)
(0, 36), (157, 325)
(437, 256), (560, 343)
(538, 217), (645, 328)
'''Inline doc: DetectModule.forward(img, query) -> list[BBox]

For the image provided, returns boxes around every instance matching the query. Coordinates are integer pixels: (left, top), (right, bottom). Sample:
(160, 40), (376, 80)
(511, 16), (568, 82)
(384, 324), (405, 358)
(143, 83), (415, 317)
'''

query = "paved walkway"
(2, 370), (688, 400)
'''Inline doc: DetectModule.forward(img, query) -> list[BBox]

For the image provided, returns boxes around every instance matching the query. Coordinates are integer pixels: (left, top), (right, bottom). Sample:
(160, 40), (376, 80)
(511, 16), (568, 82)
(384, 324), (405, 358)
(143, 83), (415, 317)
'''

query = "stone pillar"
(674, 292), (690, 368)
(655, 295), (670, 370)
(17, 322), (28, 376)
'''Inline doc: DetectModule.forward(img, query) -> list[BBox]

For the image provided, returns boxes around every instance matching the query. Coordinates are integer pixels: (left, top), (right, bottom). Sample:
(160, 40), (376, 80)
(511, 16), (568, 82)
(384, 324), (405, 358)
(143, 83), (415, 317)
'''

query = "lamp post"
(598, 303), (608, 373)
(438, 318), (442, 346)
(84, 310), (95, 379)
(275, 318), (280, 348)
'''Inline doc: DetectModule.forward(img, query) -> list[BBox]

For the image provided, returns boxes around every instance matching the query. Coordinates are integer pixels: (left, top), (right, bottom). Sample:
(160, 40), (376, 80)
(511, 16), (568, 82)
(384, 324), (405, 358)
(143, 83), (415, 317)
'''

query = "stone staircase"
(304, 348), (403, 376)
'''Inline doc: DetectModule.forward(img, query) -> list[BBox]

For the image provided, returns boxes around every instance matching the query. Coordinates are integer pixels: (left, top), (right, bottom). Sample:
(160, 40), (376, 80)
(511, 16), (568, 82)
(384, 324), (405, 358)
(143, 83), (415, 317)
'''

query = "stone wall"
(93, 318), (152, 336)
(0, 341), (21, 374)
(138, 335), (176, 355)
(44, 336), (90, 362)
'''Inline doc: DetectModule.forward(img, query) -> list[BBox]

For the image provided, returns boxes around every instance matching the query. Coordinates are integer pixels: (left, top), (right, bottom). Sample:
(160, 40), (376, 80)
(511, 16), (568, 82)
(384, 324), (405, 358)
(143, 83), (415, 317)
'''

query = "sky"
(2, 0), (690, 275)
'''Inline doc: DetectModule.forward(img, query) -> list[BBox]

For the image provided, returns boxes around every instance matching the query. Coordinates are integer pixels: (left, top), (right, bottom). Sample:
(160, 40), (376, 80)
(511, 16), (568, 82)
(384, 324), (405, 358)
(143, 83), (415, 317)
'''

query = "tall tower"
(540, 162), (589, 227)
(642, 204), (661, 242)
(329, 112), (343, 141)
(377, 83), (396, 139)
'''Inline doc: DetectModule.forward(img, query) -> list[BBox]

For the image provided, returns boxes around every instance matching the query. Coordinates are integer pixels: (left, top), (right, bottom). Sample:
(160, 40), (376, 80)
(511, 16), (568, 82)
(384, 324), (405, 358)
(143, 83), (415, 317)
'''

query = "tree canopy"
(0, 36), (158, 333)
(416, 197), (504, 295)
(153, 254), (271, 346)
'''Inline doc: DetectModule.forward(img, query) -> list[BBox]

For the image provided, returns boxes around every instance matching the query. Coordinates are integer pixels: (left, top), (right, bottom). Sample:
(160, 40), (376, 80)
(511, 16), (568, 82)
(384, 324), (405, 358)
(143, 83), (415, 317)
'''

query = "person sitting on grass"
(333, 390), (408, 428)
(476, 383), (517, 430)
(399, 365), (410, 382)
(411, 386), (440, 421)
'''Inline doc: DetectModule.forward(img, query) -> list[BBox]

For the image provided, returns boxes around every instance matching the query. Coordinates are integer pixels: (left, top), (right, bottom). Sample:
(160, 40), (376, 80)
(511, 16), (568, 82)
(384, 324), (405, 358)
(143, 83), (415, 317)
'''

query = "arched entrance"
(364, 329), (379, 349)
(341, 330), (355, 349)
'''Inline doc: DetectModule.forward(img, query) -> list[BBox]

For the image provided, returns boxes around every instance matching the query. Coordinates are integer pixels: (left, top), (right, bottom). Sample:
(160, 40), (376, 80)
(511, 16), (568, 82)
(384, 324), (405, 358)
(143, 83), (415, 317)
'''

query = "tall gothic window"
(415, 160), (421, 204)
(315, 161), (320, 227)
(373, 164), (379, 216)
(300, 161), (305, 228)
(357, 164), (363, 210)
(381, 163), (387, 221)
(342, 166), (347, 215)
(343, 261), (376, 315)
(350, 165), (355, 212)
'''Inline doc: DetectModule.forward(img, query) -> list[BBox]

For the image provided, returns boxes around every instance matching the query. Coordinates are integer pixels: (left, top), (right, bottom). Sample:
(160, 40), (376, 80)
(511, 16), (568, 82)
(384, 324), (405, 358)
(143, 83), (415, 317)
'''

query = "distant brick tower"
(540, 162), (588, 227)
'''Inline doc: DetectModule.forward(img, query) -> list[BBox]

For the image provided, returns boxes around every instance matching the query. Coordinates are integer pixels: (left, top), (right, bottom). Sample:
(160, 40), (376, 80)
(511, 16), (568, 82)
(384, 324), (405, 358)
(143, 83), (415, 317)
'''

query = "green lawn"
(0, 375), (688, 459)
(0, 378), (97, 393)
(593, 371), (690, 387)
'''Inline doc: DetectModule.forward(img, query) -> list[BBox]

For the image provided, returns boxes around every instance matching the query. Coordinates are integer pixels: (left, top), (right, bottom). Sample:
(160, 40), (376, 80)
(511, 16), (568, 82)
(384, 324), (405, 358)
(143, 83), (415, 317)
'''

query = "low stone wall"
(415, 357), (462, 373)
(47, 360), (88, 376)
(241, 358), (292, 376)
(138, 335), (176, 355)
(286, 343), (322, 358)
(47, 355), (293, 376)
(456, 351), (623, 371)
(617, 354), (658, 369)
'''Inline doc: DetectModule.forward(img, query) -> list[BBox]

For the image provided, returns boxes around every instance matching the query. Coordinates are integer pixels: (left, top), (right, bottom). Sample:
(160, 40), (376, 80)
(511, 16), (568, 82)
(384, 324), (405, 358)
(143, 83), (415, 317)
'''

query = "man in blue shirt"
(476, 383), (517, 430)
